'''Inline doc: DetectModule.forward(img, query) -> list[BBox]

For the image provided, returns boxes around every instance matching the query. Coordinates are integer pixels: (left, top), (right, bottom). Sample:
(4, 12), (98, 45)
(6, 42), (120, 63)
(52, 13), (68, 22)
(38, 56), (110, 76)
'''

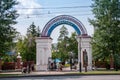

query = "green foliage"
(52, 50), (61, 59)
(0, 0), (19, 60)
(90, 0), (120, 69)
(57, 25), (69, 62)
(2, 54), (16, 62)
(27, 22), (41, 37)
(58, 25), (69, 41)
(16, 22), (41, 62)
(54, 25), (78, 62)
(67, 32), (78, 58)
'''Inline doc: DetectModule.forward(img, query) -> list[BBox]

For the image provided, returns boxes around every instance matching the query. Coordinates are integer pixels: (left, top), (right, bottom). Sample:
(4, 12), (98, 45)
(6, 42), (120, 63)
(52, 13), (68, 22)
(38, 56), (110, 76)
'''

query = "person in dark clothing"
(27, 64), (31, 73)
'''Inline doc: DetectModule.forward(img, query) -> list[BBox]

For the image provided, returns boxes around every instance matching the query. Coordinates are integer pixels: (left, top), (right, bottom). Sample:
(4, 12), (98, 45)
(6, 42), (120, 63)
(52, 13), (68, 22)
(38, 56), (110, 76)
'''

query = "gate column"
(36, 37), (52, 71)
(77, 34), (92, 71)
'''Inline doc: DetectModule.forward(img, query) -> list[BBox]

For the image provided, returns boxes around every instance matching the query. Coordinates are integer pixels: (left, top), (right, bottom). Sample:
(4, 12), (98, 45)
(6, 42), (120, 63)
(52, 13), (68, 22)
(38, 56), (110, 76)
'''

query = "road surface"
(0, 75), (120, 80)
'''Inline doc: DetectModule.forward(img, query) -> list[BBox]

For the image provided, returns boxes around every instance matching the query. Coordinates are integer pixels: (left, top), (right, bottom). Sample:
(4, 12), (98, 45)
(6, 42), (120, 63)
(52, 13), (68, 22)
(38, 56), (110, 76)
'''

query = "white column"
(77, 35), (92, 71)
(36, 37), (52, 71)
(77, 36), (82, 72)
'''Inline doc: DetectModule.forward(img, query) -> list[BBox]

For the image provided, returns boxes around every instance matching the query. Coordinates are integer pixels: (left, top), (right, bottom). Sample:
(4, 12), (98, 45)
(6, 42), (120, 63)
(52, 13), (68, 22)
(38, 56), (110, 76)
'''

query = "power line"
(18, 8), (92, 15)
(19, 11), (92, 16)
(17, 13), (93, 20)
(16, 6), (92, 10)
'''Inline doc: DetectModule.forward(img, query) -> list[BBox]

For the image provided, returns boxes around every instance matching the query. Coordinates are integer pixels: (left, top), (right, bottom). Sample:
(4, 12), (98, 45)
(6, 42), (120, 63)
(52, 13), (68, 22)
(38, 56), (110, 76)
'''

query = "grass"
(0, 74), (22, 77)
(67, 69), (120, 75)
(81, 70), (120, 75)
(64, 64), (70, 67)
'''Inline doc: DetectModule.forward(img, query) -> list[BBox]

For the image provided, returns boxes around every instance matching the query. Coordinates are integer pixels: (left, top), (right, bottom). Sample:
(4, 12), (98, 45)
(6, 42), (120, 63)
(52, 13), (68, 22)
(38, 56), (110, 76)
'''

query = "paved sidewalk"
(0, 71), (78, 75)
(0, 67), (78, 75)
(1, 67), (120, 77)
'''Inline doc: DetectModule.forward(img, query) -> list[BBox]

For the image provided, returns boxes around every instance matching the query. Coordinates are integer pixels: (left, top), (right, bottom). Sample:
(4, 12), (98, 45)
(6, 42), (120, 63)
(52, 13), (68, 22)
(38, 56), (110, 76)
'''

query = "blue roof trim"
(47, 20), (81, 36)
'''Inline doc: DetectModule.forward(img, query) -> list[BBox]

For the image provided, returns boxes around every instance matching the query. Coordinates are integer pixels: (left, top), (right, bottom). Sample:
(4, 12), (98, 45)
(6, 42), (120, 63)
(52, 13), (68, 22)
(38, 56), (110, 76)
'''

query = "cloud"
(55, 14), (64, 16)
(16, 0), (42, 14)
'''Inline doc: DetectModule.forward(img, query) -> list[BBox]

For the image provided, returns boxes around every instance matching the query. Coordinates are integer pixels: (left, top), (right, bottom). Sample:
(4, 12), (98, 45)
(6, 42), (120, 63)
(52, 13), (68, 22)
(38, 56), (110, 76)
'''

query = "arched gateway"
(36, 15), (92, 71)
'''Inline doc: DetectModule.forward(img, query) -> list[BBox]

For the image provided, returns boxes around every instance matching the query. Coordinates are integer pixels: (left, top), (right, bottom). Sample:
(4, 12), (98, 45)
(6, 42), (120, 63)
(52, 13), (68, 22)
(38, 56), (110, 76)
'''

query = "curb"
(0, 73), (120, 78)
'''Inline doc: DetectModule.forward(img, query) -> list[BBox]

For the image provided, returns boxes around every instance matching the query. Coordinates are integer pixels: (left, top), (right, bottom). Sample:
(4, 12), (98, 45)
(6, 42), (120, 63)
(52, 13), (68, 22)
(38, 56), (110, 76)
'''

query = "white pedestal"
(36, 37), (52, 71)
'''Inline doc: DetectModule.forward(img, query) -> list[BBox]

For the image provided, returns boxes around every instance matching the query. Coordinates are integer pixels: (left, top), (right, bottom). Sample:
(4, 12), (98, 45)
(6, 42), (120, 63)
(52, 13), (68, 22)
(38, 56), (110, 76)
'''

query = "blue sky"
(14, 0), (94, 43)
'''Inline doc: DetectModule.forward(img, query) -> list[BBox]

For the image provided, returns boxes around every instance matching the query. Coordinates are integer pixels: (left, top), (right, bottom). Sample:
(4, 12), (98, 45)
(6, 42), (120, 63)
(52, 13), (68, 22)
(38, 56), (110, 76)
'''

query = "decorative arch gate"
(36, 15), (92, 71)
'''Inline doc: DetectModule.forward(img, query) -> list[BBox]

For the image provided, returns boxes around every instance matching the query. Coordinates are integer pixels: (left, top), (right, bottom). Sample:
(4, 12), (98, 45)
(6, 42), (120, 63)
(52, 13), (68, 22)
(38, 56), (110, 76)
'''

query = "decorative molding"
(41, 15), (87, 37)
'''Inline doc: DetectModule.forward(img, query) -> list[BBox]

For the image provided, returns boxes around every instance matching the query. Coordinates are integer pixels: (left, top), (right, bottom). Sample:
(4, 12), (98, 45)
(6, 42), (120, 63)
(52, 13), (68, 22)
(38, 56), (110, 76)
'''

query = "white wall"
(36, 37), (52, 71)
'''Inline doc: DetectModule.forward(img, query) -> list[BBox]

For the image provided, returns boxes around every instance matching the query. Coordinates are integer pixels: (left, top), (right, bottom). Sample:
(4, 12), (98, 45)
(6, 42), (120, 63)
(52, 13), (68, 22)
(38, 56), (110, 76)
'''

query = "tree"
(27, 22), (41, 37)
(57, 25), (69, 62)
(90, 0), (120, 70)
(16, 22), (41, 62)
(67, 32), (78, 59)
(26, 22), (40, 61)
(58, 25), (69, 41)
(0, 0), (19, 57)
(55, 26), (78, 63)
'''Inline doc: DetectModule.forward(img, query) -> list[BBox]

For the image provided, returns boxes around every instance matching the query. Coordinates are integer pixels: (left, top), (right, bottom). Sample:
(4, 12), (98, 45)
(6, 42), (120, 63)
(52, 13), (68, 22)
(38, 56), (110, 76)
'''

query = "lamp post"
(79, 50), (82, 72)
(17, 52), (22, 69)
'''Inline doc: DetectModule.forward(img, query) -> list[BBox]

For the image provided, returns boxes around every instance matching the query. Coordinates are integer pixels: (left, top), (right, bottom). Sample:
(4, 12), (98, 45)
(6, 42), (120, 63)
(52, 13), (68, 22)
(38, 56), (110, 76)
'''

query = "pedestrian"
(56, 62), (59, 71)
(22, 67), (27, 73)
(27, 64), (31, 73)
(59, 62), (63, 71)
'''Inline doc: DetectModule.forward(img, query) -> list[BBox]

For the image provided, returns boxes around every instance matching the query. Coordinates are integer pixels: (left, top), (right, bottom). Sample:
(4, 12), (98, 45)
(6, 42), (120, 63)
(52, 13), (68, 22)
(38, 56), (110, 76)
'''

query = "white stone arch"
(36, 15), (92, 71)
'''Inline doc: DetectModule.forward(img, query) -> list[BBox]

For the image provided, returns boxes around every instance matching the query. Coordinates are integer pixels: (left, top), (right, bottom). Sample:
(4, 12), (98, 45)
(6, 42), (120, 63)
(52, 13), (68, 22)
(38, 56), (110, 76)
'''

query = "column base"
(36, 64), (48, 71)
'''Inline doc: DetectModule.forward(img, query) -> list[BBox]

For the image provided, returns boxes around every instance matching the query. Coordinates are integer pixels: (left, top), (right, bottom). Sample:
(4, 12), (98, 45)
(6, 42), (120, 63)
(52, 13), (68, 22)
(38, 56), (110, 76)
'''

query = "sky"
(14, 0), (94, 43)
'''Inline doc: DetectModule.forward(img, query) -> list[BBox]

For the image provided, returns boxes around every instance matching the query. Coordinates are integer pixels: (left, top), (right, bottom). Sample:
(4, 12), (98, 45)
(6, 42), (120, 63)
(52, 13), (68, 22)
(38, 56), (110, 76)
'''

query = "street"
(0, 75), (120, 80)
